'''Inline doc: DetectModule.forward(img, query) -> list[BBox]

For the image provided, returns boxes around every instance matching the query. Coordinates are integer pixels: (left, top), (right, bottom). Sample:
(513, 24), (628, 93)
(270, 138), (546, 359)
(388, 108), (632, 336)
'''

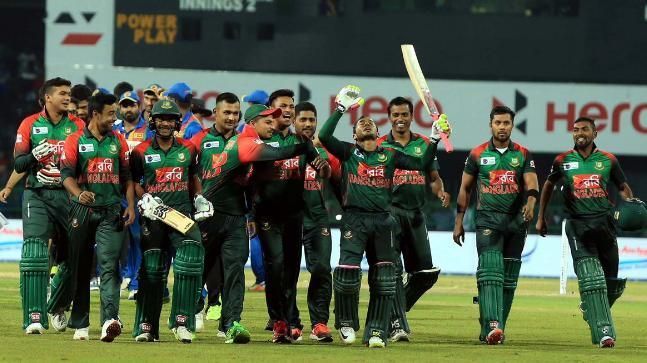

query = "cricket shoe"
(50, 311), (68, 332)
(127, 290), (137, 300)
(368, 336), (386, 348)
(310, 323), (333, 342)
(120, 277), (131, 291)
(600, 336), (615, 348)
(172, 326), (194, 344)
(272, 320), (291, 344)
(100, 319), (122, 342)
(225, 321), (251, 344)
(195, 312), (204, 332)
(389, 328), (410, 342)
(485, 323), (504, 345)
(25, 322), (45, 335)
(217, 330), (226, 338)
(135, 333), (155, 342)
(73, 327), (90, 341)
(339, 327), (356, 345)
(291, 327), (303, 342)
(206, 304), (221, 321)
(248, 282), (265, 292)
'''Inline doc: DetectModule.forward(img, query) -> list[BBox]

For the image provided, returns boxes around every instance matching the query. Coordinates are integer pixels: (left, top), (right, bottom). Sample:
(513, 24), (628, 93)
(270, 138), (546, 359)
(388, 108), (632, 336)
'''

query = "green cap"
(244, 104), (281, 123)
(614, 199), (647, 231)
(151, 99), (181, 118)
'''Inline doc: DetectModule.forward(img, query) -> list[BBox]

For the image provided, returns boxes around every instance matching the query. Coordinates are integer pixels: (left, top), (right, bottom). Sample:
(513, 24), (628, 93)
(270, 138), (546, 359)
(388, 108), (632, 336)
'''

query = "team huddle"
(12, 76), (642, 349)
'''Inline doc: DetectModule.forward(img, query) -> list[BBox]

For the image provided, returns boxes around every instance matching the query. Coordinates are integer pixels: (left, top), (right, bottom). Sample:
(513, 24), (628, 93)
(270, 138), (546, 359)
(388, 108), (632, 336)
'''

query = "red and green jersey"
(191, 125), (312, 216)
(547, 144), (626, 218)
(60, 128), (130, 207)
(464, 139), (536, 214)
(13, 110), (85, 188)
(251, 131), (308, 217)
(303, 147), (341, 226)
(377, 131), (440, 210)
(130, 137), (198, 214)
(318, 111), (438, 213)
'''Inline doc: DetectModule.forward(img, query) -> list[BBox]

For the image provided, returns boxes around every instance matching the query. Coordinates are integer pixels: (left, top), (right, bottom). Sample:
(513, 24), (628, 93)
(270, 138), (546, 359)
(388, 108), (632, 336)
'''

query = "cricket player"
(71, 84), (92, 123)
(376, 96), (449, 342)
(318, 85), (450, 348)
(453, 106), (538, 345)
(130, 99), (207, 343)
(14, 77), (85, 334)
(165, 82), (203, 139)
(141, 83), (163, 123)
(293, 101), (339, 342)
(191, 93), (316, 343)
(536, 116), (633, 348)
(50, 92), (135, 341)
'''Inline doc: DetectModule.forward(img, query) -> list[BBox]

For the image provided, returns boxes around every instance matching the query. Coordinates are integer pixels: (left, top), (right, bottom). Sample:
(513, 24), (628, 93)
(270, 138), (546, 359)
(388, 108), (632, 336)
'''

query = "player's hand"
(437, 191), (450, 208)
(193, 194), (214, 222)
(138, 193), (163, 221)
(452, 222), (465, 246)
(32, 140), (54, 162)
(77, 190), (96, 205)
(0, 187), (13, 203)
(123, 205), (136, 226)
(522, 200), (535, 223)
(536, 216), (548, 237)
(335, 85), (364, 113)
(247, 221), (257, 238)
(36, 163), (62, 186)
(430, 114), (451, 143)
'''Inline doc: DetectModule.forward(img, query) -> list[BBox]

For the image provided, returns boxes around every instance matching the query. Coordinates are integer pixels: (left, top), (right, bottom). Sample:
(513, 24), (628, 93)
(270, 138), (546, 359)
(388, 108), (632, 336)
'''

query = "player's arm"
(609, 157), (633, 200)
(536, 157), (563, 237)
(453, 151), (479, 246)
(14, 120), (52, 173)
(60, 136), (94, 205)
(429, 169), (450, 208)
(130, 146), (146, 199)
(521, 151), (539, 223)
(238, 137), (313, 164)
(117, 134), (136, 225)
(317, 110), (353, 161)
(0, 170), (26, 203)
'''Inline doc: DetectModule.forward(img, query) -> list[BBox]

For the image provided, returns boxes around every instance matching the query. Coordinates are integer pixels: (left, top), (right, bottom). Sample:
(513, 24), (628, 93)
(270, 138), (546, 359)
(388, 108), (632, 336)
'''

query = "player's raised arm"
(318, 85), (364, 161)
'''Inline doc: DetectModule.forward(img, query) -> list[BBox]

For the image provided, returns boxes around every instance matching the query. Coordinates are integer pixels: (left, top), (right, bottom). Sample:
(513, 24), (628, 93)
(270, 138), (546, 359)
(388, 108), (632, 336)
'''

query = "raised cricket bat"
(151, 204), (195, 235)
(401, 44), (454, 152)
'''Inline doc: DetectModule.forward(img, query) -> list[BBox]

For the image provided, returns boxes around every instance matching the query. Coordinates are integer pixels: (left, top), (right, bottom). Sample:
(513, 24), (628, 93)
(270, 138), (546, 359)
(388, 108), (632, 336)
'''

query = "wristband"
(456, 208), (466, 214)
(525, 189), (539, 199)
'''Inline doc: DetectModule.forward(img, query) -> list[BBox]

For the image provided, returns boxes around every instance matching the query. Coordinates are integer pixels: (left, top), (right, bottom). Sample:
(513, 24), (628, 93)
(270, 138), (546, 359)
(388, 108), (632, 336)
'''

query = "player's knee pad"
(575, 257), (615, 343)
(477, 250), (504, 285)
(20, 238), (49, 328)
(141, 249), (165, 282)
(404, 267), (441, 312)
(369, 262), (396, 296)
(606, 277), (626, 308)
(503, 258), (522, 291)
(20, 238), (49, 273)
(364, 262), (396, 344)
(476, 250), (504, 332)
(173, 240), (204, 277)
(333, 266), (361, 330)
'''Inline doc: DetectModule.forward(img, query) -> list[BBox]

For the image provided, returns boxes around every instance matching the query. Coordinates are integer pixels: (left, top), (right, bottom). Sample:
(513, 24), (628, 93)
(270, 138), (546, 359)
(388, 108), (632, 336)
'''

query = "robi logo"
(305, 166), (317, 180)
(155, 167), (184, 182)
(50, 140), (66, 156)
(275, 157), (299, 170)
(87, 158), (114, 173)
(573, 174), (601, 189)
(489, 170), (516, 185)
(357, 163), (385, 177)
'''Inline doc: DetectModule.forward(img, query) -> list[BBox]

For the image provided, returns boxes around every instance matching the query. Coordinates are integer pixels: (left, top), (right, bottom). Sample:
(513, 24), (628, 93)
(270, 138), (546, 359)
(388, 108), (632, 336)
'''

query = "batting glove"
(36, 163), (62, 186)
(32, 141), (54, 162)
(193, 194), (214, 222)
(137, 193), (164, 221)
(430, 114), (451, 143)
(335, 85), (365, 113)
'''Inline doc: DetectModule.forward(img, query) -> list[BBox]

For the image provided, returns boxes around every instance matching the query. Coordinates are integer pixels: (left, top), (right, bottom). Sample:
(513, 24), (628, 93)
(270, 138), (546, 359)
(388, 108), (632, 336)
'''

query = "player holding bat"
(129, 99), (210, 343)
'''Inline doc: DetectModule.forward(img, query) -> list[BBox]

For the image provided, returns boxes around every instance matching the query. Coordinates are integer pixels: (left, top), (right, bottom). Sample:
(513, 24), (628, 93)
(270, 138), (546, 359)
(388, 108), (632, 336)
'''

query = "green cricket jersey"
(547, 144), (626, 218)
(190, 125), (312, 216)
(302, 147), (341, 226)
(251, 130), (310, 217)
(464, 139), (535, 214)
(318, 110), (438, 213)
(130, 136), (198, 214)
(377, 131), (440, 210)
(14, 110), (86, 188)
(60, 128), (131, 207)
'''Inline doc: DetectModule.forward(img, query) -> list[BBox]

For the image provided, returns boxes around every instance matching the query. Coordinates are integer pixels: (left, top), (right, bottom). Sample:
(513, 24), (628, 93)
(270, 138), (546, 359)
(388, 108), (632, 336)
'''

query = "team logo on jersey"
(177, 152), (186, 162)
(65, 127), (72, 135)
(482, 229), (492, 236)
(32, 126), (48, 135)
(343, 230), (353, 239)
(131, 132), (145, 141)
(88, 158), (114, 173)
(413, 146), (423, 156)
(357, 163), (385, 177)
(261, 221), (271, 231)
(145, 154), (161, 163)
(71, 218), (79, 228)
(489, 170), (516, 185)
(529, 160), (535, 168)
(573, 174), (601, 189)
(211, 153), (228, 169)
(155, 167), (184, 182)
(480, 156), (495, 165)
(594, 161), (604, 170)
(377, 153), (387, 162)
(510, 157), (520, 167)
(321, 227), (330, 236)
(109, 144), (118, 154)
(79, 144), (95, 152)
(204, 141), (220, 149)
(563, 162), (579, 170)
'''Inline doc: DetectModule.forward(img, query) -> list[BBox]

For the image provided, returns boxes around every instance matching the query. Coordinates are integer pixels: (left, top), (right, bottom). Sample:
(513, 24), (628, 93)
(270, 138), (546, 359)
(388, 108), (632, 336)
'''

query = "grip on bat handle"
(440, 133), (453, 153)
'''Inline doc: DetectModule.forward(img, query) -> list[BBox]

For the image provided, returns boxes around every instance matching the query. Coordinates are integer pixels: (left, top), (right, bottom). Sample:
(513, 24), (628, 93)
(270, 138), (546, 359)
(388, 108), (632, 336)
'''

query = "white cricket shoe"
(339, 327), (356, 344)
(389, 328), (410, 342)
(73, 327), (90, 340)
(217, 330), (226, 338)
(195, 312), (204, 332)
(135, 332), (155, 342)
(172, 326), (193, 343)
(368, 336), (386, 348)
(100, 319), (122, 342)
(25, 322), (44, 335)
(50, 311), (68, 332)
(127, 290), (137, 300)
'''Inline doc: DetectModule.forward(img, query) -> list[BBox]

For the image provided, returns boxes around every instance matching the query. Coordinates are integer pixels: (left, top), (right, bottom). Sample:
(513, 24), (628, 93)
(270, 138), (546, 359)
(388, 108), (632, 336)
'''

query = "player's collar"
(488, 138), (517, 152)
(83, 126), (115, 140)
(387, 130), (418, 145)
(152, 135), (180, 149)
(573, 142), (598, 157)
(209, 125), (237, 138)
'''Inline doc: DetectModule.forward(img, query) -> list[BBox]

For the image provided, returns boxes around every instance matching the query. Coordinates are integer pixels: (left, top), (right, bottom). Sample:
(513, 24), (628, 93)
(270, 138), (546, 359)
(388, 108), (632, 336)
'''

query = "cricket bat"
(151, 204), (195, 235)
(401, 44), (454, 152)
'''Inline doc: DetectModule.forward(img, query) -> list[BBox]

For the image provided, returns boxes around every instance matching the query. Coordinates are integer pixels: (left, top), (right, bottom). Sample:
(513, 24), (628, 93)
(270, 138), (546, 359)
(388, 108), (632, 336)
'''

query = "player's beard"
(355, 133), (377, 142)
(123, 111), (138, 123)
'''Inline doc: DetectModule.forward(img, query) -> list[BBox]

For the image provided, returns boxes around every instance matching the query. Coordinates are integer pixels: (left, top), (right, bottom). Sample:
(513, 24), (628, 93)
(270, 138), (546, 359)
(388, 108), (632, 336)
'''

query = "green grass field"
(1, 263), (646, 362)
